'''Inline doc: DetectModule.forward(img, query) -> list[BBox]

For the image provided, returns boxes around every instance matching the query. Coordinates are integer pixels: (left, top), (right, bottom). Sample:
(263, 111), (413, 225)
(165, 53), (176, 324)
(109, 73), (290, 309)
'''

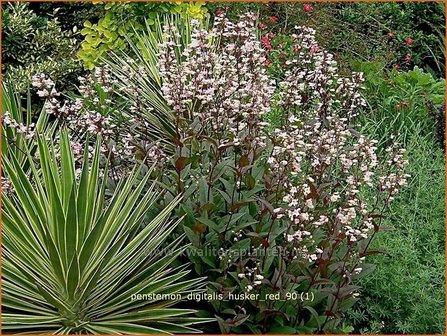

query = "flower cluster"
(31, 73), (56, 97)
(238, 264), (264, 292)
(386, 33), (415, 69)
(159, 13), (274, 153)
(278, 26), (366, 121)
(29, 68), (144, 177)
(2, 112), (35, 139)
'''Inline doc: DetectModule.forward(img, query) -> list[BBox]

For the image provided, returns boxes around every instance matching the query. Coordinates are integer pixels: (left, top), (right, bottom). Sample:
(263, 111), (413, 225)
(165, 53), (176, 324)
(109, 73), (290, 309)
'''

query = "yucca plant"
(2, 129), (210, 334)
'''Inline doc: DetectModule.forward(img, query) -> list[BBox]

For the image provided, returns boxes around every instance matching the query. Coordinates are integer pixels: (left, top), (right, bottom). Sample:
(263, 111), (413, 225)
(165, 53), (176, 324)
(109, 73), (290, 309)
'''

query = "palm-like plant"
(2, 129), (209, 334)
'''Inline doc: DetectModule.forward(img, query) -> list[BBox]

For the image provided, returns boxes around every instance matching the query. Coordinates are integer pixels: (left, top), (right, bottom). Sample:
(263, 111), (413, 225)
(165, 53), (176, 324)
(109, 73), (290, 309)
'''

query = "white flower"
(330, 193), (340, 202)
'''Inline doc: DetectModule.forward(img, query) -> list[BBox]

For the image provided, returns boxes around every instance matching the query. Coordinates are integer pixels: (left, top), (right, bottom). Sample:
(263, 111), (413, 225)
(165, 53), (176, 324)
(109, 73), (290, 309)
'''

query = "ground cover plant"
(346, 130), (445, 334)
(1, 2), (445, 335)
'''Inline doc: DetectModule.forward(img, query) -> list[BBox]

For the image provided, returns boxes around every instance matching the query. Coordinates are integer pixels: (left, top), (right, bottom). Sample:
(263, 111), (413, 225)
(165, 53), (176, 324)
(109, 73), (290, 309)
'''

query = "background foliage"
(208, 2), (445, 77)
(1, 2), (82, 93)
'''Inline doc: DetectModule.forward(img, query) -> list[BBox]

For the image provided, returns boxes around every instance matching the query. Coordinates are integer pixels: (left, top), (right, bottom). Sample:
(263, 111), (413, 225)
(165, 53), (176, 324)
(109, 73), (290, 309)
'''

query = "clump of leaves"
(352, 61), (445, 145)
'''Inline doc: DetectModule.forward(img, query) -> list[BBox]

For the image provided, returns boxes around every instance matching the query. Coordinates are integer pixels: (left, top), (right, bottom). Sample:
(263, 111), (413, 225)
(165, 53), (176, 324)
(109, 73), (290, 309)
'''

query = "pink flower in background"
(261, 35), (272, 50)
(387, 31), (393, 37)
(405, 37), (413, 46)
(269, 16), (278, 23)
(304, 4), (312, 13)
(405, 54), (411, 63)
(259, 22), (267, 29)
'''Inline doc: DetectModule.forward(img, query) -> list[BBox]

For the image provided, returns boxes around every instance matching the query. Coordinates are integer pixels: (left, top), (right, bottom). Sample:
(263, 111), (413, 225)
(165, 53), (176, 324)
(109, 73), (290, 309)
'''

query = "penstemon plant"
(151, 13), (409, 334)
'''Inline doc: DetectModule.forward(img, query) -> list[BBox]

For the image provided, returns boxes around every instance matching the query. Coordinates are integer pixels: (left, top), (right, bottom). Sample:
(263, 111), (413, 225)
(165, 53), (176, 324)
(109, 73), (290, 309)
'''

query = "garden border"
(0, 0), (445, 335)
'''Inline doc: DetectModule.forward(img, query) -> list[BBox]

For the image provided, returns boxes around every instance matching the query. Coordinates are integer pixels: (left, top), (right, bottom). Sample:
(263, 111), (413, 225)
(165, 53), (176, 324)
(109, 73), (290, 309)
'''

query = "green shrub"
(352, 61), (445, 145)
(324, 2), (445, 76)
(1, 2), (81, 93)
(78, 1), (207, 69)
(29, 2), (104, 32)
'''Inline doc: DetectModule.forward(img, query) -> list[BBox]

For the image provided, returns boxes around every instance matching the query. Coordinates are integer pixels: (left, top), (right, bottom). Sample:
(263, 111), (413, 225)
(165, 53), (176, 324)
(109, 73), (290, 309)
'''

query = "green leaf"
(268, 326), (297, 334)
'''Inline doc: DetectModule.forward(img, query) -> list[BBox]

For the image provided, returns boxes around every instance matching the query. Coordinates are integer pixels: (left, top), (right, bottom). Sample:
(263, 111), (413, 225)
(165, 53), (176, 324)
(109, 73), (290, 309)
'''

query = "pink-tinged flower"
(394, 64), (400, 71)
(261, 35), (272, 50)
(264, 59), (271, 67)
(405, 37), (413, 46)
(387, 31), (393, 37)
(259, 22), (267, 30)
(216, 9), (225, 15)
(269, 16), (278, 23)
(405, 54), (411, 63)
(303, 4), (312, 13)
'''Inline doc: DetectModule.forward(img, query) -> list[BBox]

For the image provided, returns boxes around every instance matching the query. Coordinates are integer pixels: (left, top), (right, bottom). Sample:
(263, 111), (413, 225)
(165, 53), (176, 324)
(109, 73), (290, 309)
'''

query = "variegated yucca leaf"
(2, 129), (210, 334)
